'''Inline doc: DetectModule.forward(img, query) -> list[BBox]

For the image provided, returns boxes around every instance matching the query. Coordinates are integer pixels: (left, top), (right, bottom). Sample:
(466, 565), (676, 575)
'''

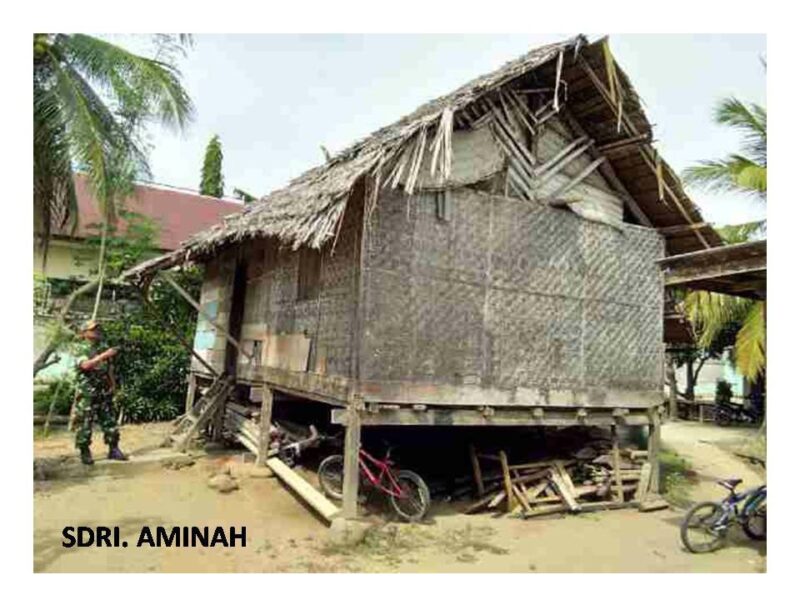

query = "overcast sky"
(121, 34), (766, 226)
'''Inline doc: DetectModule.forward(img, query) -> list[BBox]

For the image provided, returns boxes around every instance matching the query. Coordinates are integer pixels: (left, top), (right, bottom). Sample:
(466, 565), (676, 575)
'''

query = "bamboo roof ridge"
(124, 34), (718, 281)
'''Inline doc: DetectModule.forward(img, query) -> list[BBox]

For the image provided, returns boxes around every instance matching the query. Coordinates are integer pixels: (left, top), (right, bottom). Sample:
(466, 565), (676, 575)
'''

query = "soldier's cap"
(80, 320), (101, 333)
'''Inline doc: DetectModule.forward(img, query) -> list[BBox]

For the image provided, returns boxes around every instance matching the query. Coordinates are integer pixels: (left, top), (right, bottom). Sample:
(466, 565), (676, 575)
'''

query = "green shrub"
(34, 377), (76, 416)
(100, 268), (201, 423)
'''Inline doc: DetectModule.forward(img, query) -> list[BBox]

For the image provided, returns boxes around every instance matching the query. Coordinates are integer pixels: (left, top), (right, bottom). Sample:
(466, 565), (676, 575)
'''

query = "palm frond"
(683, 291), (752, 349)
(34, 69), (77, 257)
(714, 97), (766, 165)
(683, 155), (766, 198)
(60, 34), (194, 131)
(734, 301), (766, 381)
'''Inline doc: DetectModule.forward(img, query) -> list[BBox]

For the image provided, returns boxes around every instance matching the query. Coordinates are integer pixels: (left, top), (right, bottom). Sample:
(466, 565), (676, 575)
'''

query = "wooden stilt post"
(185, 372), (198, 414)
(341, 402), (362, 519)
(469, 444), (485, 497)
(257, 385), (274, 465)
(611, 425), (624, 502)
(648, 410), (662, 493)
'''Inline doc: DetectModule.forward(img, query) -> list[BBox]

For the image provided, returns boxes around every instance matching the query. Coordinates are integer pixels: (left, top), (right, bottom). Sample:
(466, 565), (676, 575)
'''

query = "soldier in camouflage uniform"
(74, 320), (128, 465)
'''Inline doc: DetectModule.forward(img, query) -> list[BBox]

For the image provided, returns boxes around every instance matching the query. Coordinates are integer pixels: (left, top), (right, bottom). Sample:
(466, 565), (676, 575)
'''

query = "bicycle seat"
(717, 478), (743, 491)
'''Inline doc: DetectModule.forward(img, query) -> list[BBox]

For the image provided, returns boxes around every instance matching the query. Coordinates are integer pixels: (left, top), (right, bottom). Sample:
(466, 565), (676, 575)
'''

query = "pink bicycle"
(317, 446), (431, 522)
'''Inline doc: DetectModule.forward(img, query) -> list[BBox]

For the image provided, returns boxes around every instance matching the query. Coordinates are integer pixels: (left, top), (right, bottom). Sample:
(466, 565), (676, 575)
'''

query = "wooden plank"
(469, 444), (485, 497)
(549, 469), (579, 512)
(512, 484), (532, 513)
(487, 491), (507, 510)
(465, 491), (501, 514)
(549, 157), (607, 204)
(657, 222), (711, 236)
(522, 504), (568, 519)
(554, 460), (577, 498)
(499, 451), (516, 512)
(262, 333), (312, 372)
(634, 463), (652, 504)
(524, 480), (551, 502)
(266, 457), (340, 523)
(257, 385), (274, 466)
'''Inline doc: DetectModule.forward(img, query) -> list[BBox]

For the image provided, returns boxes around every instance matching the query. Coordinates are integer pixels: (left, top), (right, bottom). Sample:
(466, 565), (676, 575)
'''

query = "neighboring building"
(35, 174), (242, 280)
(34, 174), (242, 378)
(127, 35), (722, 511)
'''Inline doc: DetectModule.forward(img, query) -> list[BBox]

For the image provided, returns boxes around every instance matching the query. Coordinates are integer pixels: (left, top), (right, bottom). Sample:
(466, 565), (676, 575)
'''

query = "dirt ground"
(33, 420), (766, 573)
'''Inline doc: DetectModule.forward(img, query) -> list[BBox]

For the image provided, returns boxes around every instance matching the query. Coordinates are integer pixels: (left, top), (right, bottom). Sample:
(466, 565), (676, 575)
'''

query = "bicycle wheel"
(317, 454), (344, 500)
(681, 501), (728, 553)
(388, 470), (431, 522)
(743, 499), (767, 541)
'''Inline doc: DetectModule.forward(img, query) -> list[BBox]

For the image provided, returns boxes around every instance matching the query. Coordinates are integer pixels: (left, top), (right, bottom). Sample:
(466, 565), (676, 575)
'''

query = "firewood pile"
(465, 440), (667, 518)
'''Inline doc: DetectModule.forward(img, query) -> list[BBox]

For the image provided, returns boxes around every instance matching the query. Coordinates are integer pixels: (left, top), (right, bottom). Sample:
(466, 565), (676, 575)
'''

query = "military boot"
(79, 447), (94, 466)
(108, 445), (129, 461)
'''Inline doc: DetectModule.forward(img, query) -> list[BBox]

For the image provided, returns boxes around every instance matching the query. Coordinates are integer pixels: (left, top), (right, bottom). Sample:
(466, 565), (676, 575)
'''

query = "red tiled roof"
(64, 174), (243, 251)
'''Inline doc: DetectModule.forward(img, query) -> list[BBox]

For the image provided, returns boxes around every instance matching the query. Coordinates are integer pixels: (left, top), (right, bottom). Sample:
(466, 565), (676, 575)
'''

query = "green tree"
(681, 95), (766, 385)
(200, 134), (225, 197)
(33, 33), (193, 374)
(34, 33), (194, 257)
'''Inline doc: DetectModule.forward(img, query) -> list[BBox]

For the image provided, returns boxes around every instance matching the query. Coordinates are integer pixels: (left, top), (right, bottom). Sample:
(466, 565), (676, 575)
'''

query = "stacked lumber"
(223, 403), (278, 456)
(465, 444), (666, 518)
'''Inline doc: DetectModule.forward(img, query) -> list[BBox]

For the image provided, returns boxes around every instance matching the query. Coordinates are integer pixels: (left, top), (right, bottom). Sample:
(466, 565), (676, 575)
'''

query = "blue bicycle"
(680, 478), (767, 553)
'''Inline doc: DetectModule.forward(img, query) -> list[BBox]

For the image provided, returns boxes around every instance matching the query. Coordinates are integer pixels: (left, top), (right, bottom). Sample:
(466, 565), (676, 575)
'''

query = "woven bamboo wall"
(227, 195), (363, 381)
(360, 188), (664, 401)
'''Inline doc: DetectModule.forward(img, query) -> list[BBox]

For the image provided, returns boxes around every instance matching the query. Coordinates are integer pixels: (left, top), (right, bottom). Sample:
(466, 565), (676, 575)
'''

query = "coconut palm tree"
(681, 97), (766, 384)
(33, 33), (194, 264)
(33, 33), (193, 373)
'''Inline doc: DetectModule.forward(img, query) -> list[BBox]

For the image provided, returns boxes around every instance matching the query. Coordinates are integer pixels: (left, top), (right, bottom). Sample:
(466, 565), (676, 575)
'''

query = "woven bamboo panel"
(362, 188), (665, 397)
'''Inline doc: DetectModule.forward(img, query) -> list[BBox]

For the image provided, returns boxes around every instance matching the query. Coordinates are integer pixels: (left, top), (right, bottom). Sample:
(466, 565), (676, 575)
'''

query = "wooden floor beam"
(331, 406), (652, 427)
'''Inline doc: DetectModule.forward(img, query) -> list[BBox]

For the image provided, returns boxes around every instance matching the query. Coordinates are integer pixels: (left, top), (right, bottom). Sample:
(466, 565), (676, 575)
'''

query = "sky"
(119, 34), (766, 226)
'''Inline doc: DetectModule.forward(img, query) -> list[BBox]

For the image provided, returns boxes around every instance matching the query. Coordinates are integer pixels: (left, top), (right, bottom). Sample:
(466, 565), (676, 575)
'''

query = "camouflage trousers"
(74, 392), (119, 450)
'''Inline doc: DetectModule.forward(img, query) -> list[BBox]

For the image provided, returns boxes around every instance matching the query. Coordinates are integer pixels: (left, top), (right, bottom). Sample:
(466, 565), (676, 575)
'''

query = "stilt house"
(125, 35), (720, 515)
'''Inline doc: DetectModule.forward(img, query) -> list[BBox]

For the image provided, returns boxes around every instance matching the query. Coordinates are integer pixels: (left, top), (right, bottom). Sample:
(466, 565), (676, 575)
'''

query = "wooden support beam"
(549, 157), (607, 205)
(160, 271), (253, 361)
(575, 55), (710, 248)
(184, 372), (197, 414)
(341, 403), (362, 519)
(657, 222), (711, 236)
(648, 410), (662, 493)
(331, 406), (652, 427)
(469, 444), (485, 497)
(663, 255), (766, 287)
(499, 451), (516, 512)
(596, 133), (651, 153)
(257, 385), (274, 466)
(611, 425), (625, 502)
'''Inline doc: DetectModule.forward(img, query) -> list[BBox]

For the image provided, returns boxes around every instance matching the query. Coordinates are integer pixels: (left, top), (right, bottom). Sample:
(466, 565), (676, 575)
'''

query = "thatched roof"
(124, 34), (719, 281)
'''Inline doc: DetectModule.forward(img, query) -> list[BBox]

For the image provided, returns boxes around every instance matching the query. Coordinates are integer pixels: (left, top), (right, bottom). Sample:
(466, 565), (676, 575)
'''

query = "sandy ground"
(33, 420), (766, 573)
